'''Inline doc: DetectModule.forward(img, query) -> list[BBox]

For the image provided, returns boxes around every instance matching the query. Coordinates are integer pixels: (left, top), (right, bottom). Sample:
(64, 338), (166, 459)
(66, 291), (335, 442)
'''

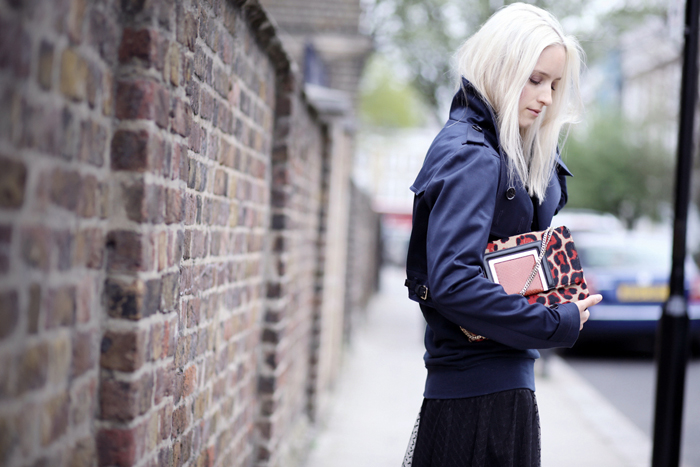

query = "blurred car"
(568, 230), (700, 352)
(552, 208), (626, 234)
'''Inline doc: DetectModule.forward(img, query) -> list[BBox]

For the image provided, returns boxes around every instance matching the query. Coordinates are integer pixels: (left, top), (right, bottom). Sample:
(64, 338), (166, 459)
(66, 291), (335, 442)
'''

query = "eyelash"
(529, 77), (556, 91)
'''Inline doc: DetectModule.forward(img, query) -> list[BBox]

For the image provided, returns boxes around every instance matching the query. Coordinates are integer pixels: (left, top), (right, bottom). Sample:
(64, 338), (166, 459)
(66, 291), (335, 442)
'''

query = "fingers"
(575, 294), (602, 313)
(575, 294), (601, 330)
(580, 308), (590, 330)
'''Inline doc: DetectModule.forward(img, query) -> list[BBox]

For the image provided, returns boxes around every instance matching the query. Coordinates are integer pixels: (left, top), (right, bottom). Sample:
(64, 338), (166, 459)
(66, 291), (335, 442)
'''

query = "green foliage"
(561, 111), (674, 228)
(364, 0), (669, 115)
(359, 53), (431, 128)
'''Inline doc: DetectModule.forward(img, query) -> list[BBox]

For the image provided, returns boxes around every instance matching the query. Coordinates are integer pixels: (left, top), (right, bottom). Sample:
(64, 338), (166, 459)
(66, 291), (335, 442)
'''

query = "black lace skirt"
(402, 389), (540, 467)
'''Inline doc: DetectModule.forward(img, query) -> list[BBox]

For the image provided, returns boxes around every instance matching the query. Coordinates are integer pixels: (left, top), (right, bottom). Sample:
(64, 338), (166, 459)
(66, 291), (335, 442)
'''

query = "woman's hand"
(575, 294), (602, 330)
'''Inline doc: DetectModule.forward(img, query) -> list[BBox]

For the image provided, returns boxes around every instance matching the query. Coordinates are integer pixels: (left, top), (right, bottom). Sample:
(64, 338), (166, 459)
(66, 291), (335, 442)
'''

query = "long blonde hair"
(455, 3), (584, 200)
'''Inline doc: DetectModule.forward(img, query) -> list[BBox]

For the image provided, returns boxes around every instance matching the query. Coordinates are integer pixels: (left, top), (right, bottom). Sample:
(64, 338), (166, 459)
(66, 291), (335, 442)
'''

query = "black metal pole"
(652, 0), (699, 465)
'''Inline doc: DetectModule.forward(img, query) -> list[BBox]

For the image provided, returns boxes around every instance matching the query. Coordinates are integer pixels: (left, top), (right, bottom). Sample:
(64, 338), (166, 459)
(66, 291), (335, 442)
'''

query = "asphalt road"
(562, 348), (700, 467)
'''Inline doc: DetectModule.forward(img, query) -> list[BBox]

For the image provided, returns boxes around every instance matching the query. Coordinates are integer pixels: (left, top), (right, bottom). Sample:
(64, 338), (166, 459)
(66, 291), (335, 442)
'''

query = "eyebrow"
(533, 70), (562, 80)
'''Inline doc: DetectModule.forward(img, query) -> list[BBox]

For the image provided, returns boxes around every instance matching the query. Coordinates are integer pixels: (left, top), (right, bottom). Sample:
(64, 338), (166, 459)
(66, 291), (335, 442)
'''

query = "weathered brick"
(38, 40), (54, 90)
(105, 276), (161, 320)
(106, 230), (148, 273)
(0, 22), (31, 78)
(17, 342), (49, 394)
(74, 228), (104, 269)
(49, 168), (82, 212)
(119, 28), (158, 64)
(166, 42), (181, 86)
(97, 426), (138, 467)
(53, 229), (74, 271)
(71, 377), (97, 426)
(0, 156), (27, 209)
(89, 8), (120, 65)
(60, 48), (89, 101)
(67, 0), (88, 43)
(171, 404), (190, 437)
(41, 392), (69, 446)
(154, 365), (173, 405)
(171, 98), (192, 137)
(69, 437), (95, 467)
(86, 61), (102, 109)
(176, 6), (197, 52)
(161, 272), (180, 312)
(0, 225), (9, 274)
(116, 80), (169, 128)
(45, 285), (76, 329)
(100, 329), (146, 372)
(79, 120), (107, 167)
(27, 283), (41, 334)
(72, 330), (96, 378)
(111, 129), (150, 172)
(165, 187), (184, 224)
(0, 290), (18, 339)
(100, 371), (154, 421)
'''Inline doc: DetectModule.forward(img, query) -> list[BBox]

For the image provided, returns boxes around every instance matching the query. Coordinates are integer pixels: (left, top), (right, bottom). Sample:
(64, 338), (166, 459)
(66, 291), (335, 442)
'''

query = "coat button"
(506, 187), (516, 200)
(472, 124), (482, 132)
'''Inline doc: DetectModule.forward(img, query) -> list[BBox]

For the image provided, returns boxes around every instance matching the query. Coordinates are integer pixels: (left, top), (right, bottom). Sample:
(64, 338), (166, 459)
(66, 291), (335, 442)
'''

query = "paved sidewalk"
(303, 267), (653, 467)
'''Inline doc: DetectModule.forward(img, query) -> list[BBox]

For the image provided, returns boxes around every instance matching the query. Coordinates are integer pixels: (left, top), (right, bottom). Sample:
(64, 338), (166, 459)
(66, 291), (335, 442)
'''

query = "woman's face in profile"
(518, 45), (566, 130)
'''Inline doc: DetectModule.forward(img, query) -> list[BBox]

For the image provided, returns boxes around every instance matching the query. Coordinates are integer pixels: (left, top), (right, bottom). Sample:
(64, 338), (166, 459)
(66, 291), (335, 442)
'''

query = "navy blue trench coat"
(405, 81), (581, 399)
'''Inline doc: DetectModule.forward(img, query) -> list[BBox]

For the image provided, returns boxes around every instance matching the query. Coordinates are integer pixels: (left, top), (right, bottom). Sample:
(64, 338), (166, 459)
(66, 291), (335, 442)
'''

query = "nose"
(538, 87), (553, 107)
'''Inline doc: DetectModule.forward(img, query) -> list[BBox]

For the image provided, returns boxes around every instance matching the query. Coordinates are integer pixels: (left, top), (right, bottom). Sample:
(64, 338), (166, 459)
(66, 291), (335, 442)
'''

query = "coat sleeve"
(422, 149), (580, 350)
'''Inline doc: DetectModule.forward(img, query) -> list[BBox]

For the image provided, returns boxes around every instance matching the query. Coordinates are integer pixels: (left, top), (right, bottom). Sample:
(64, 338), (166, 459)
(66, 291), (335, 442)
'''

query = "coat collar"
(449, 79), (501, 151)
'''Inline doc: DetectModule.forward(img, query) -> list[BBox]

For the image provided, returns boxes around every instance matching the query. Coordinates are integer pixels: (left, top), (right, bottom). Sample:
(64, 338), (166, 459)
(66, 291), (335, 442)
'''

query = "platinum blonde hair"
(455, 3), (584, 200)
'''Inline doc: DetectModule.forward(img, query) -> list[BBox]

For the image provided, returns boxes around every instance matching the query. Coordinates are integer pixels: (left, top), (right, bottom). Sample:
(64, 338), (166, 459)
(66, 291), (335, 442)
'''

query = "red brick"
(79, 120), (107, 167)
(100, 372), (154, 421)
(105, 276), (161, 320)
(100, 329), (146, 372)
(53, 229), (74, 271)
(171, 98), (192, 137)
(165, 187), (184, 224)
(78, 174), (99, 218)
(45, 285), (76, 329)
(72, 330), (96, 378)
(106, 230), (148, 273)
(119, 28), (158, 64)
(116, 80), (169, 128)
(111, 129), (150, 172)
(71, 377), (98, 426)
(171, 404), (190, 438)
(74, 228), (104, 269)
(0, 156), (27, 209)
(97, 426), (138, 467)
(176, 6), (197, 52)
(159, 405), (173, 442)
(154, 365), (174, 405)
(0, 290), (18, 339)
(182, 364), (197, 397)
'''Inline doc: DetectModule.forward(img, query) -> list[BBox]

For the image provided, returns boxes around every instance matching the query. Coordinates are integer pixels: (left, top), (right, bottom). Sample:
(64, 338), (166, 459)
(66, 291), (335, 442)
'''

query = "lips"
(528, 108), (541, 116)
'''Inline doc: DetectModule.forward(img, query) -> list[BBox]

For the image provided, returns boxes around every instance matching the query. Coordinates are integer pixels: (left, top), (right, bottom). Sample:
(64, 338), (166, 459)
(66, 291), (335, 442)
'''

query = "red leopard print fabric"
(485, 226), (589, 306)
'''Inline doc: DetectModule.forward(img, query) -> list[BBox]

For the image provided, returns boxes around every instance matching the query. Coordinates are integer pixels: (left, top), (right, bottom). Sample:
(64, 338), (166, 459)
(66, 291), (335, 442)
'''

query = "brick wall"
(0, 1), (377, 467)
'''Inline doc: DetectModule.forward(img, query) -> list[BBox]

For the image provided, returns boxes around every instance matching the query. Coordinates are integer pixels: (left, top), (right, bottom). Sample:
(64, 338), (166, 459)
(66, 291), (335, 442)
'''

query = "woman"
(402, 4), (602, 466)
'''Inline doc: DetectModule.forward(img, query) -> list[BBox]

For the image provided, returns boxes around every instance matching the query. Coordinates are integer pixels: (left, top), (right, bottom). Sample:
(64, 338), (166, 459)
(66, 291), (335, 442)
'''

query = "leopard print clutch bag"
(460, 225), (589, 342)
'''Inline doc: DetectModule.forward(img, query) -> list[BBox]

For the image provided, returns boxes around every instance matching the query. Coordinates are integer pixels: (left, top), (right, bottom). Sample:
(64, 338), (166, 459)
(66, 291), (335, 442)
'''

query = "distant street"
(562, 350), (700, 467)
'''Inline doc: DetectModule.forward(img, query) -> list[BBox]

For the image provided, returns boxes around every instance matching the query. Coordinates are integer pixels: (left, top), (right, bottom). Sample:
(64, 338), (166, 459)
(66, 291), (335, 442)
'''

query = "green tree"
(359, 54), (431, 128)
(363, 0), (668, 117)
(561, 111), (674, 228)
